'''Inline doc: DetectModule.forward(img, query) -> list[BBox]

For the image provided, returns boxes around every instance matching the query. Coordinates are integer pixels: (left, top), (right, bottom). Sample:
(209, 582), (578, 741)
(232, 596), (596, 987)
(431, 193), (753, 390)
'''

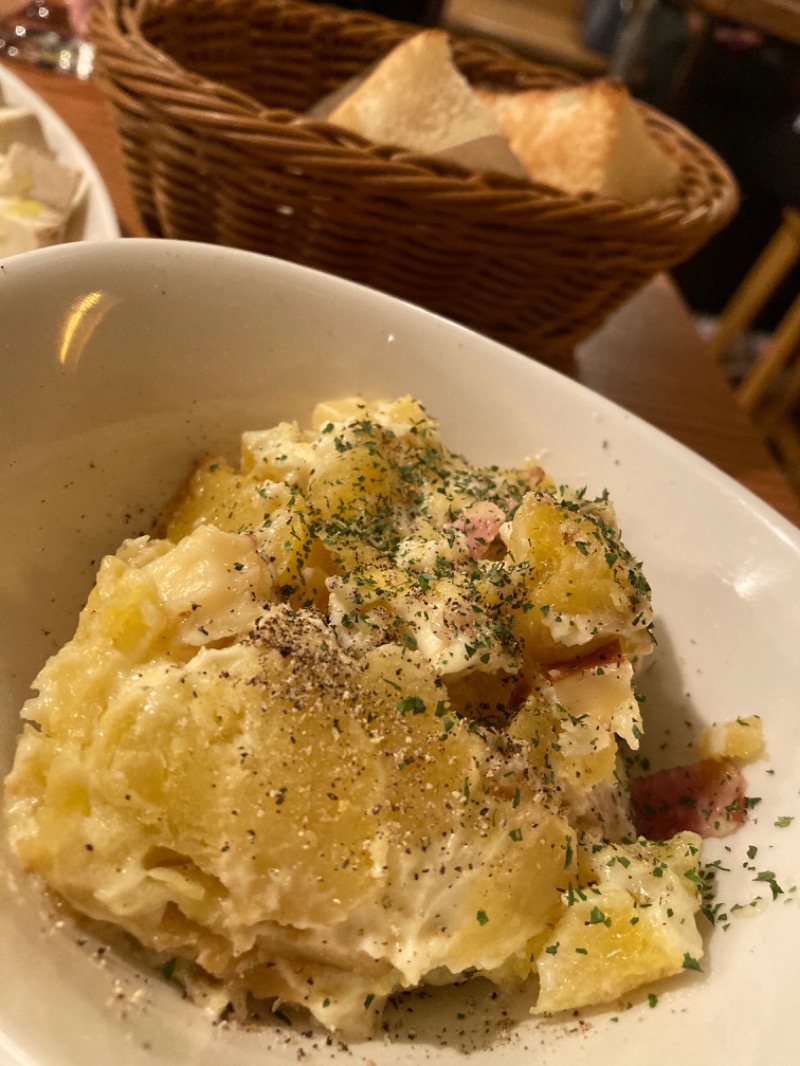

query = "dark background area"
(667, 29), (799, 329)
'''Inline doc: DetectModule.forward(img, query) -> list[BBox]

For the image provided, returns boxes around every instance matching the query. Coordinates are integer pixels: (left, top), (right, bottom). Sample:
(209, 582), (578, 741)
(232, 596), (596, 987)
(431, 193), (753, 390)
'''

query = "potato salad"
(4, 397), (705, 1035)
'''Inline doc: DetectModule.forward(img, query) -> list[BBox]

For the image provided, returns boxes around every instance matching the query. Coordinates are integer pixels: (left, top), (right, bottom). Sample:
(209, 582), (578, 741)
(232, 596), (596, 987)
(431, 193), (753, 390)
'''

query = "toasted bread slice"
(476, 80), (679, 203)
(328, 30), (507, 156)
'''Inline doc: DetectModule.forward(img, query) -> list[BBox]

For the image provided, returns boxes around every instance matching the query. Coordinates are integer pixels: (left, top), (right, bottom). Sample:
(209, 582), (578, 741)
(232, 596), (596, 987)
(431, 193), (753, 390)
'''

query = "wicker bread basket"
(91, 0), (738, 361)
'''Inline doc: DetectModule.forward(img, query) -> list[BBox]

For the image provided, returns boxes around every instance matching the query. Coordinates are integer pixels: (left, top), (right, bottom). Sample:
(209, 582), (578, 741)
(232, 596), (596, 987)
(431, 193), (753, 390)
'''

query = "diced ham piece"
(451, 501), (506, 560)
(630, 758), (748, 840)
(547, 640), (623, 679)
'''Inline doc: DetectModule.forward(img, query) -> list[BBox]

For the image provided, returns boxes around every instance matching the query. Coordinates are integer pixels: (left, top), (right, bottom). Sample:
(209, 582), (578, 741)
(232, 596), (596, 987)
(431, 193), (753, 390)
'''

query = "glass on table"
(0, 1), (95, 78)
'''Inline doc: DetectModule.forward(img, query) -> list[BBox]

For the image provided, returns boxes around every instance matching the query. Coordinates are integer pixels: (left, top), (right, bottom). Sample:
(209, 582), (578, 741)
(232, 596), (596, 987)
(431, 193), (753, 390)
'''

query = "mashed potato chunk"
(4, 396), (703, 1035)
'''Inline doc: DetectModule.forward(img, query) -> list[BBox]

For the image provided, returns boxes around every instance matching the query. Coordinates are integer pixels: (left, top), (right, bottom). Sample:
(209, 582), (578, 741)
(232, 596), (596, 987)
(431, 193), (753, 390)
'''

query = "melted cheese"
(4, 396), (703, 1036)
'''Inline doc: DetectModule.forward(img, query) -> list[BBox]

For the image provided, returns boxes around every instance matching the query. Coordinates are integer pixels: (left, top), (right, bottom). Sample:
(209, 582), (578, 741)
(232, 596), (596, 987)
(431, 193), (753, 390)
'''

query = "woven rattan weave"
(91, 0), (739, 360)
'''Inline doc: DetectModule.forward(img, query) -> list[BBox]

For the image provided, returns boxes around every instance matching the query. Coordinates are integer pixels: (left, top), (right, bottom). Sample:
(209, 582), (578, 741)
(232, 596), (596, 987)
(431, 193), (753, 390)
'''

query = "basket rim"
(91, 0), (739, 236)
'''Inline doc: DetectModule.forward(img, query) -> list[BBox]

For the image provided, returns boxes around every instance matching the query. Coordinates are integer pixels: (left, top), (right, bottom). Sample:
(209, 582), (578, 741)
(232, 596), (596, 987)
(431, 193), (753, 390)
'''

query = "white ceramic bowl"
(1, 240), (798, 1066)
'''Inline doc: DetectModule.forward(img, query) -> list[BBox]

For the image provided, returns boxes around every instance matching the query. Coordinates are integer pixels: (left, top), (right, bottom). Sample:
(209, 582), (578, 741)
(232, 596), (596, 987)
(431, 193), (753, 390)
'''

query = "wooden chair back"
(706, 207), (800, 497)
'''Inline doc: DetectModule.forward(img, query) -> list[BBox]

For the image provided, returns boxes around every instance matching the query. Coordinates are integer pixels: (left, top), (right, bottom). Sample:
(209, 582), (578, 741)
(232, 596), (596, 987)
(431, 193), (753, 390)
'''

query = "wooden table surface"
(4, 59), (800, 528)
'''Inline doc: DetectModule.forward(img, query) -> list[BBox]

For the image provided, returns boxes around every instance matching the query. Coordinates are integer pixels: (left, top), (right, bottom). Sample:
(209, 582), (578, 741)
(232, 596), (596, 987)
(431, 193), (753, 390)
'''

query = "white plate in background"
(0, 63), (119, 244)
(0, 240), (798, 1066)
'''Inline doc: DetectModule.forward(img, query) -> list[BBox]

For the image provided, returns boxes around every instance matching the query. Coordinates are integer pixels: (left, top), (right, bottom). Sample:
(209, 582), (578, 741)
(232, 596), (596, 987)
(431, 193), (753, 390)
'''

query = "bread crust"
(476, 80), (679, 202)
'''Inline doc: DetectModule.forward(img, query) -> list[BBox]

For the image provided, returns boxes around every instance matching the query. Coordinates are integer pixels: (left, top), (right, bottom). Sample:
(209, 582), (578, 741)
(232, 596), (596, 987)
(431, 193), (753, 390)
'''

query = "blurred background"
(3, 0), (797, 334)
(440, 1), (800, 342)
